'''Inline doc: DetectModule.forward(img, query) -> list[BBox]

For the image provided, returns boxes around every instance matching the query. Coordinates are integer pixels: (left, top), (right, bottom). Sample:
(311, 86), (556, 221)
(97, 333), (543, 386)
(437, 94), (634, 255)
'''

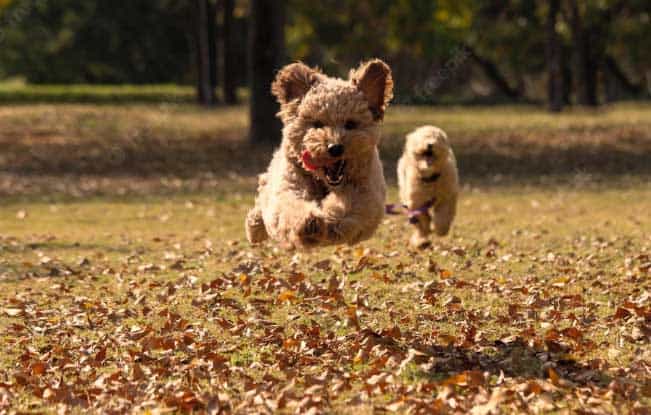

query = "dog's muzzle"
(302, 150), (346, 187)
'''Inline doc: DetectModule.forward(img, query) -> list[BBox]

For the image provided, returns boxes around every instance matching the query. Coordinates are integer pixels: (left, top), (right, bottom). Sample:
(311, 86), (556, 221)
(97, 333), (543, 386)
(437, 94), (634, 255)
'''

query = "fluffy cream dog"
(246, 59), (393, 249)
(397, 125), (459, 248)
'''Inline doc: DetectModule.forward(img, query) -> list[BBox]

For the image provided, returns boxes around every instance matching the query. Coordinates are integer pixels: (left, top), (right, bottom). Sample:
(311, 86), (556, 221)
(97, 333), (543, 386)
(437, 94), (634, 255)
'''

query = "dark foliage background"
(0, 0), (649, 105)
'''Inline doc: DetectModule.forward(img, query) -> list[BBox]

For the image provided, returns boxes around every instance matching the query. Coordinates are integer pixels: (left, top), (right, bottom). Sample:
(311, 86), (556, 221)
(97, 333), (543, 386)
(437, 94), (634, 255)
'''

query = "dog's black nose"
(327, 144), (344, 158)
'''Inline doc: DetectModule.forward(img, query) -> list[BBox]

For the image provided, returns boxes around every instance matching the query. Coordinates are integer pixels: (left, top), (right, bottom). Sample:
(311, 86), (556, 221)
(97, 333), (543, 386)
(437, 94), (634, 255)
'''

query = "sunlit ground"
(0, 103), (650, 413)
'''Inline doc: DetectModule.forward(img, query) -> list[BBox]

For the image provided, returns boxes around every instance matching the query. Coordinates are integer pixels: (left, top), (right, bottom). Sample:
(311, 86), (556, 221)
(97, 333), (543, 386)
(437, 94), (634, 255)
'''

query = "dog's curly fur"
(246, 59), (394, 249)
(397, 125), (459, 248)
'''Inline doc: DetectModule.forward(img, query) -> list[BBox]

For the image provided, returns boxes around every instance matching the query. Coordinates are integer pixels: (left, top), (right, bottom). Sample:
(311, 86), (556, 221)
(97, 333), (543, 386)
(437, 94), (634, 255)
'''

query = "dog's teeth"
(324, 160), (345, 186)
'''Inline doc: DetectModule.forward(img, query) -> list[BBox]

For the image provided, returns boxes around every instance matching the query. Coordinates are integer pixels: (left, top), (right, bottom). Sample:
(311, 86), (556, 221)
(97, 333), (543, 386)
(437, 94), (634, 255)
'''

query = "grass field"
(0, 102), (650, 413)
(0, 82), (197, 104)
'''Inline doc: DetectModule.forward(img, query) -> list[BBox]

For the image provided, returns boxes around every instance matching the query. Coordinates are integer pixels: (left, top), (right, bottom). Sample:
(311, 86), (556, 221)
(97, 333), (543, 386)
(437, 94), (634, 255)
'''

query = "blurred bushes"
(0, 0), (193, 84)
(0, 0), (649, 104)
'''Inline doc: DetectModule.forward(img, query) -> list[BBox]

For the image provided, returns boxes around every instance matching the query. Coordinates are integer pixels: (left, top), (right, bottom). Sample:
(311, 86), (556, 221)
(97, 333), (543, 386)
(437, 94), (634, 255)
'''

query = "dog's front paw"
(298, 214), (326, 247)
(410, 233), (431, 249)
(245, 208), (268, 244)
(324, 219), (349, 243)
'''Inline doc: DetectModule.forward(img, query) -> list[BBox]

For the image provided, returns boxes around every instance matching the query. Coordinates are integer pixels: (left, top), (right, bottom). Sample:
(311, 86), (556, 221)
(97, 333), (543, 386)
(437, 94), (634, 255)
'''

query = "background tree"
(565, 0), (629, 106)
(222, 0), (238, 104)
(0, 0), (648, 111)
(248, 0), (285, 146)
(568, 0), (596, 106)
(195, 0), (218, 106)
(546, 0), (564, 112)
(0, 0), (192, 84)
(603, 0), (650, 101)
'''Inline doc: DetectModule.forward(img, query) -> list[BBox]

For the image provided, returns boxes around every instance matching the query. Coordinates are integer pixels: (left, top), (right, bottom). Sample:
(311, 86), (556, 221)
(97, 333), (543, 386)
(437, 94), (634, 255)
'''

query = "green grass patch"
(0, 82), (196, 104)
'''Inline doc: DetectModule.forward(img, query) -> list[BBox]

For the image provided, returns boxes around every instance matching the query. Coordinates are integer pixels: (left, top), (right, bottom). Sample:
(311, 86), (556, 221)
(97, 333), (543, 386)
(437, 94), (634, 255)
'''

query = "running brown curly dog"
(246, 59), (393, 249)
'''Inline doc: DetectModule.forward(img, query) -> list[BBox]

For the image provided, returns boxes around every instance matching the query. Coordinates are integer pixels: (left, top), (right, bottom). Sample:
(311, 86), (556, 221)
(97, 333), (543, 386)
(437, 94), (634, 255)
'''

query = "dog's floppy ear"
(271, 62), (322, 105)
(350, 59), (393, 120)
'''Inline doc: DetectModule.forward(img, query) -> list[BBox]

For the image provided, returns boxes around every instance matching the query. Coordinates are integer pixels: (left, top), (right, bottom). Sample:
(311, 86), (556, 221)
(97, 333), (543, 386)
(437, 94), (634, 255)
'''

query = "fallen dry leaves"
(1, 228), (650, 414)
(1, 175), (651, 414)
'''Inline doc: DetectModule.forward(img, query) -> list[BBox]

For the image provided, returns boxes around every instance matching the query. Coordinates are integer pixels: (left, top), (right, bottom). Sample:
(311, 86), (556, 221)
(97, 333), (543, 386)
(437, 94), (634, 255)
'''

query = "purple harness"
(386, 199), (435, 224)
(386, 172), (440, 223)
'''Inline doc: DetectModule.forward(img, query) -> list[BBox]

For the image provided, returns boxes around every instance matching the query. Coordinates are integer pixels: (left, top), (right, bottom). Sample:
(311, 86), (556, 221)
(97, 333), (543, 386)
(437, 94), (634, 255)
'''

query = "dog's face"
(405, 126), (451, 176)
(272, 60), (393, 187)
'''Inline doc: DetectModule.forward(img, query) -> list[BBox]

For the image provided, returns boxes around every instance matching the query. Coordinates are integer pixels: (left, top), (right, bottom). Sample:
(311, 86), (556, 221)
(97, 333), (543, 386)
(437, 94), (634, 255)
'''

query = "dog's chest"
(313, 183), (330, 201)
(420, 172), (441, 184)
(301, 177), (329, 201)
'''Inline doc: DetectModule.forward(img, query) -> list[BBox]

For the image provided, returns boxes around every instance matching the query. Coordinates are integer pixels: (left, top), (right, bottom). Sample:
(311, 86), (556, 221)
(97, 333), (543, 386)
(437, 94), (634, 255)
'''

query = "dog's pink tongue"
(301, 151), (319, 171)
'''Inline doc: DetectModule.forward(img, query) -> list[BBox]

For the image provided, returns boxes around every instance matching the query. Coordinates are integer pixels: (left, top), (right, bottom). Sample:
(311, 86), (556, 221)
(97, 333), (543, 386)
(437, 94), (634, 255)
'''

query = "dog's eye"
(312, 121), (324, 129)
(344, 120), (358, 130)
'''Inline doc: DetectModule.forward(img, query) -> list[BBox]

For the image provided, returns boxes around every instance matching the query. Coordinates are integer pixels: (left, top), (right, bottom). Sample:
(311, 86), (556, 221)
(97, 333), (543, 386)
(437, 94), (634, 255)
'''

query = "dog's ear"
(271, 62), (321, 105)
(350, 59), (393, 120)
(437, 130), (450, 146)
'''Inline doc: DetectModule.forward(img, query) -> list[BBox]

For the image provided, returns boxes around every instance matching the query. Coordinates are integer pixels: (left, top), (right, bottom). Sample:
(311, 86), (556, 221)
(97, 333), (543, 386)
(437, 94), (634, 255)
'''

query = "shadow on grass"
(0, 122), (650, 194)
(0, 235), (134, 254)
(0, 134), (270, 178)
(407, 340), (612, 389)
(380, 126), (651, 184)
(0, 240), (134, 283)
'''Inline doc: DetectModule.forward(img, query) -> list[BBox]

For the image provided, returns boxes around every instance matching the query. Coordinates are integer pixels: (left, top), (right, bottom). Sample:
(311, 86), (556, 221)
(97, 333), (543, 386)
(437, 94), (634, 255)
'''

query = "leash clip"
(386, 198), (436, 223)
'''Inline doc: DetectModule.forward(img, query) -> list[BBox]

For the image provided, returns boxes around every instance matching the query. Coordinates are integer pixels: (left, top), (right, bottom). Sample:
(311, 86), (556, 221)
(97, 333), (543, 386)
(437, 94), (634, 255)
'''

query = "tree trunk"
(546, 0), (563, 112)
(570, 0), (599, 106)
(464, 44), (522, 99)
(604, 55), (644, 97)
(248, 0), (285, 146)
(196, 0), (217, 106)
(562, 45), (573, 105)
(222, 0), (238, 104)
(208, 0), (218, 94)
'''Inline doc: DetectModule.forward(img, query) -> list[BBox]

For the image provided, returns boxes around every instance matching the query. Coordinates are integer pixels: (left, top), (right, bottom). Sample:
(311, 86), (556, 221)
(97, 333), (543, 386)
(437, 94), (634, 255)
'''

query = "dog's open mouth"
(323, 160), (346, 186)
(301, 151), (346, 186)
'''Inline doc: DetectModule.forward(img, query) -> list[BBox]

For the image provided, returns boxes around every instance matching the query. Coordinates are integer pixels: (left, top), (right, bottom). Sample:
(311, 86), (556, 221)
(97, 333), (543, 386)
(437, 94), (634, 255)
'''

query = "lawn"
(0, 102), (650, 413)
(0, 82), (196, 104)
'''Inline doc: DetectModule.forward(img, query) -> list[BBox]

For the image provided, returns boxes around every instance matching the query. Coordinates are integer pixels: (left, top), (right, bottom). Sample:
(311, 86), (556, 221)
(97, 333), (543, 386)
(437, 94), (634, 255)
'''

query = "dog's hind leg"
(432, 195), (457, 236)
(245, 206), (269, 244)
